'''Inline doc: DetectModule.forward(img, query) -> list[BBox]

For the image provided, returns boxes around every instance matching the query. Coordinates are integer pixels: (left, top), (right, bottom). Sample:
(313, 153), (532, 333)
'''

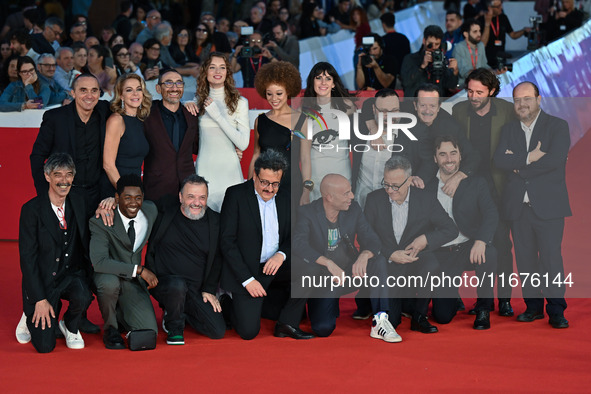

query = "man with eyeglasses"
(31, 16), (64, 55)
(63, 23), (87, 47)
(231, 31), (272, 88)
(220, 149), (313, 340)
(143, 69), (198, 201)
(364, 155), (458, 334)
(200, 12), (232, 56)
(135, 9), (162, 45)
(494, 81), (571, 329)
(427, 135), (498, 330)
(36, 53), (70, 106)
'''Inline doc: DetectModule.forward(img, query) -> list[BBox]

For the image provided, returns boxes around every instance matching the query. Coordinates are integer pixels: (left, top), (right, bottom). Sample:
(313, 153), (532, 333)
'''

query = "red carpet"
(1, 132), (590, 391)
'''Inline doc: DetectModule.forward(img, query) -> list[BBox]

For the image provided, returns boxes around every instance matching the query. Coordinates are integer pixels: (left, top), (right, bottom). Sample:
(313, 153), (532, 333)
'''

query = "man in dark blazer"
(453, 68), (517, 316)
(90, 174), (159, 349)
(220, 150), (312, 340)
(365, 155), (458, 333)
(19, 153), (93, 353)
(293, 174), (396, 342)
(30, 73), (110, 218)
(143, 69), (199, 201)
(494, 82), (571, 329)
(427, 136), (498, 329)
(146, 175), (226, 345)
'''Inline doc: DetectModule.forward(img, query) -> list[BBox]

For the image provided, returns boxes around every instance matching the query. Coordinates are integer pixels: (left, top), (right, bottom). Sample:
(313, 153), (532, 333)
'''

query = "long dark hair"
(17, 55), (41, 94)
(303, 61), (353, 112)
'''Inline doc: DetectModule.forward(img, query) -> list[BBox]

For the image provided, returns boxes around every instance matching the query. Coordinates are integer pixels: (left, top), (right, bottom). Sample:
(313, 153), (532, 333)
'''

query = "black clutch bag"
(126, 329), (157, 351)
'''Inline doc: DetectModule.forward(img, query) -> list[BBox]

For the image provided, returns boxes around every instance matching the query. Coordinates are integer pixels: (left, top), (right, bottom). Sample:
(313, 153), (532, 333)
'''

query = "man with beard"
(412, 84), (480, 194)
(494, 81), (571, 329)
(453, 20), (490, 87)
(452, 68), (516, 316)
(143, 69), (199, 201)
(146, 175), (226, 345)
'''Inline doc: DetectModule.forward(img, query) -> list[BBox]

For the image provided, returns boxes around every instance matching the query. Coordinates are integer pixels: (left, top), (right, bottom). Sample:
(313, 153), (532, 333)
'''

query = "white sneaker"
(370, 312), (402, 343)
(16, 312), (31, 344)
(59, 320), (85, 349)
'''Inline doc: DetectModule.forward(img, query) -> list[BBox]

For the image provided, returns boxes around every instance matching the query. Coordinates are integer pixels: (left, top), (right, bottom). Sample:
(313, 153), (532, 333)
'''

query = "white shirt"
(436, 171), (470, 247)
(390, 188), (410, 245)
(521, 109), (541, 203)
(117, 207), (147, 277)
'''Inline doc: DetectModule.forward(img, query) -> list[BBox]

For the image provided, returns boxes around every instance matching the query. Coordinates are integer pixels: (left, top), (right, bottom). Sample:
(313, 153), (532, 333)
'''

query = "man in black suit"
(19, 153), (93, 352)
(494, 82), (571, 329)
(146, 175), (226, 345)
(364, 156), (458, 334)
(452, 68), (517, 317)
(220, 150), (313, 340)
(30, 73), (110, 218)
(293, 174), (397, 342)
(428, 136), (498, 329)
(90, 175), (159, 349)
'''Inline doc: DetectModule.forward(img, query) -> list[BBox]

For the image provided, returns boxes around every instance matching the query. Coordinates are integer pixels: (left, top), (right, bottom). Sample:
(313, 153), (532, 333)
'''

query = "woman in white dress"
(195, 52), (250, 212)
(300, 62), (356, 203)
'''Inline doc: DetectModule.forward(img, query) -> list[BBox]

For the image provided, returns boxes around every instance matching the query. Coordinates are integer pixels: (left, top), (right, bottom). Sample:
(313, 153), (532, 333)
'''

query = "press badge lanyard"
(467, 42), (478, 69)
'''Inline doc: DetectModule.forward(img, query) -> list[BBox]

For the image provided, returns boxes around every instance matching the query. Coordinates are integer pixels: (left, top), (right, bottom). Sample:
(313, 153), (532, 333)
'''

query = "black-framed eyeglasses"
(50, 27), (63, 37)
(196, 28), (208, 33)
(381, 176), (410, 191)
(117, 53), (130, 57)
(19, 68), (36, 75)
(160, 81), (185, 88)
(258, 177), (281, 189)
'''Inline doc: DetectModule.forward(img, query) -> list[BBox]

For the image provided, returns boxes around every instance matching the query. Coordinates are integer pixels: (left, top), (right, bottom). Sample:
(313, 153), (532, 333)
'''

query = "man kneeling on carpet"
(19, 153), (93, 352)
(145, 175), (226, 345)
(293, 174), (396, 342)
(90, 174), (159, 349)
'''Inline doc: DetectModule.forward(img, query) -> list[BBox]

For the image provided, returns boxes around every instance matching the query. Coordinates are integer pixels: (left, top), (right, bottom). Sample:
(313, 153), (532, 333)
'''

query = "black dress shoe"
(516, 310), (544, 322)
(79, 316), (101, 334)
(473, 310), (491, 330)
(498, 300), (514, 317)
(456, 298), (465, 312)
(352, 309), (372, 320)
(103, 326), (126, 349)
(549, 316), (569, 329)
(410, 315), (438, 333)
(274, 322), (315, 339)
(469, 303), (495, 315)
(219, 294), (232, 330)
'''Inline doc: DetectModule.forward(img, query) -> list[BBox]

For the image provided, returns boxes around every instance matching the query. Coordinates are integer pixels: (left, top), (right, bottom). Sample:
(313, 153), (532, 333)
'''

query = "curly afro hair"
(254, 61), (302, 99)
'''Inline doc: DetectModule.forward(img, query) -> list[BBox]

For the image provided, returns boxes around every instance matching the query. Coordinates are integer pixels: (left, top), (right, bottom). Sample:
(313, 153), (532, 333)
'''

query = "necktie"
(128, 220), (135, 250)
(57, 207), (67, 230)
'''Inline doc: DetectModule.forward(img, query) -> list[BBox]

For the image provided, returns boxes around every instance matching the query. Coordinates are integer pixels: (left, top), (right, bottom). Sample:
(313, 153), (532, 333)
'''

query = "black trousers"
(432, 240), (497, 324)
(229, 263), (306, 340)
(150, 275), (225, 339)
(27, 275), (92, 353)
(388, 251), (439, 328)
(512, 204), (567, 317)
(494, 217), (514, 300)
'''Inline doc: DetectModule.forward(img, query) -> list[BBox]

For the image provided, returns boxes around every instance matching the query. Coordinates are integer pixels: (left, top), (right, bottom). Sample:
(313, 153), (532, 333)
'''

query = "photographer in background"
(400, 25), (459, 97)
(231, 31), (272, 88)
(265, 21), (300, 68)
(355, 34), (397, 91)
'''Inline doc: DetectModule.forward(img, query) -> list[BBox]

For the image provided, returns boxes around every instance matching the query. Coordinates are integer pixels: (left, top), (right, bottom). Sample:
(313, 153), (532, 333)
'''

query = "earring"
(121, 100), (125, 110)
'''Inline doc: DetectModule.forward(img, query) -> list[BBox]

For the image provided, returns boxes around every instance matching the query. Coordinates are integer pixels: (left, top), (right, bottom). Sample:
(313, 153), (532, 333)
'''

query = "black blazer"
(425, 176), (498, 244)
(19, 191), (89, 315)
(220, 180), (291, 294)
(293, 198), (382, 266)
(30, 100), (111, 195)
(145, 195), (222, 295)
(143, 101), (199, 201)
(493, 110), (572, 221)
(364, 187), (458, 259)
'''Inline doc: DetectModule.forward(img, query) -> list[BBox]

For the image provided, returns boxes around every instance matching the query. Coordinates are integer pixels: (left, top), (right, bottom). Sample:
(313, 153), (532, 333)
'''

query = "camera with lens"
(360, 36), (375, 67)
(238, 26), (260, 57)
(527, 15), (544, 50)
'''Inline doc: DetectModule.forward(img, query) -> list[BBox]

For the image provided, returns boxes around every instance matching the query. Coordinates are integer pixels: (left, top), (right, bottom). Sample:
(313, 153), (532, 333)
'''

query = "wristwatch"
(303, 180), (314, 191)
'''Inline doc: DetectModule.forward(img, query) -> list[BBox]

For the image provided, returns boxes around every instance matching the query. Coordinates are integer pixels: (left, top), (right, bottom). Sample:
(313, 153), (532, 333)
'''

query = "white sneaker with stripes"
(370, 312), (402, 343)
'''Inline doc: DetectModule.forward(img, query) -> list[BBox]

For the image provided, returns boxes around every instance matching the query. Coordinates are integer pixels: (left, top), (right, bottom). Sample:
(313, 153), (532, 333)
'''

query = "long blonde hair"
(111, 73), (152, 121)
(196, 52), (241, 115)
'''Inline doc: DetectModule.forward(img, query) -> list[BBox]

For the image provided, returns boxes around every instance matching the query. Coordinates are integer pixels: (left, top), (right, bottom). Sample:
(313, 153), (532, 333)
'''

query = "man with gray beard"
(145, 175), (226, 345)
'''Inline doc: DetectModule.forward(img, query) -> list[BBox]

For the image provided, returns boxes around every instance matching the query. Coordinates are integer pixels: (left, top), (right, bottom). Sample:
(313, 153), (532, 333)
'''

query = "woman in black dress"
(249, 61), (307, 199)
(101, 73), (152, 197)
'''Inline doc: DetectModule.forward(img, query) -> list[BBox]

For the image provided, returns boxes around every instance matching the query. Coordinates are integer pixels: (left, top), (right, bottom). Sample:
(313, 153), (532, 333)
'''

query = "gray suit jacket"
(89, 200), (158, 278)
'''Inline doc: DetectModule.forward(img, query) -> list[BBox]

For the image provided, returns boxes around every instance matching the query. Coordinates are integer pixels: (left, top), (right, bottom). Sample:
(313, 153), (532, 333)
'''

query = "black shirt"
(73, 109), (101, 187)
(468, 103), (495, 184)
(382, 31), (411, 75)
(478, 13), (514, 68)
(361, 54), (398, 90)
(159, 100), (187, 151)
(238, 56), (270, 88)
(155, 209), (209, 287)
